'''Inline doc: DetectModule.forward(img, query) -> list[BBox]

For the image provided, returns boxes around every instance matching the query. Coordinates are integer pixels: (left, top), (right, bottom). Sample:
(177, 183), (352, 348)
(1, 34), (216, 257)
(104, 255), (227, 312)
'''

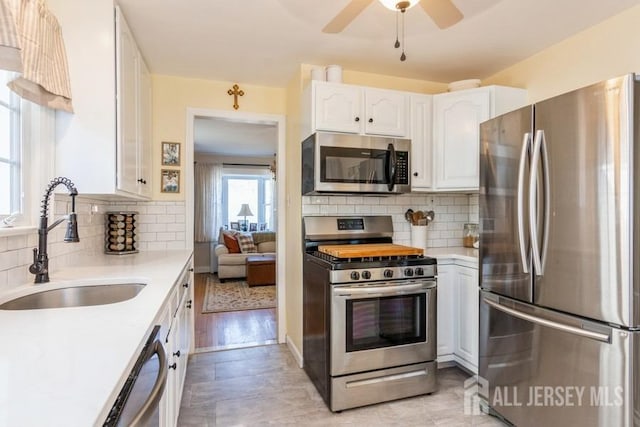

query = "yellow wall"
(284, 66), (304, 355)
(151, 75), (286, 200)
(483, 4), (640, 102)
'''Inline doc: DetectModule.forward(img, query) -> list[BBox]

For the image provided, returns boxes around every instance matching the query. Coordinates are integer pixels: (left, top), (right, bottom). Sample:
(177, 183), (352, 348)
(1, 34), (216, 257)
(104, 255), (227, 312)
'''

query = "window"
(0, 70), (22, 218)
(222, 173), (274, 231)
(0, 70), (53, 228)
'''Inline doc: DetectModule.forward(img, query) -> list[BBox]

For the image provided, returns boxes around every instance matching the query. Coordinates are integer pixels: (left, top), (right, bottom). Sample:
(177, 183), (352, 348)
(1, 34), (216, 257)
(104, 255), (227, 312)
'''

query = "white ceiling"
(117, 0), (640, 87)
(194, 117), (277, 157)
(116, 0), (640, 156)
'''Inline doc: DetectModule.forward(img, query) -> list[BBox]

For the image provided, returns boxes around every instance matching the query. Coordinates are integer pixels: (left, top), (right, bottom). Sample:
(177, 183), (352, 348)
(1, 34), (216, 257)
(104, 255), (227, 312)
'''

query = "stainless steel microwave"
(301, 132), (411, 195)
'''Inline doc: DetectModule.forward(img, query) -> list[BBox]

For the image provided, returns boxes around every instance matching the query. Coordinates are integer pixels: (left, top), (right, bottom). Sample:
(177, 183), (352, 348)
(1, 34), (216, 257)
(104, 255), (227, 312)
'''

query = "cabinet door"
(436, 264), (455, 358)
(138, 59), (152, 198)
(364, 88), (407, 137)
(455, 265), (479, 371)
(116, 8), (139, 195)
(434, 90), (490, 190)
(314, 83), (362, 134)
(410, 94), (433, 190)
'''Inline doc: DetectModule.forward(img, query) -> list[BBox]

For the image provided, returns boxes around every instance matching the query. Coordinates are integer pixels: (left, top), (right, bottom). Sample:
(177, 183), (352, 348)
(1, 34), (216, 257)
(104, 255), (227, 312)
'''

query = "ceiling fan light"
(378, 0), (420, 12)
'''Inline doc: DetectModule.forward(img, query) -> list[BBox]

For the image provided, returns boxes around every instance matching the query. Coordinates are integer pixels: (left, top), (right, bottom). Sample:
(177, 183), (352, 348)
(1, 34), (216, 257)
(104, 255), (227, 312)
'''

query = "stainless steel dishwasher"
(103, 325), (168, 426)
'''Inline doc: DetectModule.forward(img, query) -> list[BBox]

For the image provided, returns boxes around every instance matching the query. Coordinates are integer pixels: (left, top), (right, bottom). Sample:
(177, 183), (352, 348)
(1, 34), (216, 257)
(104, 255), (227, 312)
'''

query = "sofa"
(214, 230), (276, 280)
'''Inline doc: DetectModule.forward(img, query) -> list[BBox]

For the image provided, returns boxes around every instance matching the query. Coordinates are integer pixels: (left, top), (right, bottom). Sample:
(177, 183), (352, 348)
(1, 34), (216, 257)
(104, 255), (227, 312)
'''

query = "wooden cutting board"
(318, 243), (424, 258)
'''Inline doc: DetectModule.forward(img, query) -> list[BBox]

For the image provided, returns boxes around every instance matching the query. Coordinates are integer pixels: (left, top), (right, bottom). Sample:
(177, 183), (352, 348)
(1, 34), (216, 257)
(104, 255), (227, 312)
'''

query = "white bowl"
(448, 79), (481, 91)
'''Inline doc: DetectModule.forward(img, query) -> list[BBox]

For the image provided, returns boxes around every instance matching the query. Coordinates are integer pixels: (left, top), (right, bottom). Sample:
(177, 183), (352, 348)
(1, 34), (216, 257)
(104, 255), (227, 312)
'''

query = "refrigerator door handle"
(539, 131), (551, 274)
(517, 132), (531, 273)
(483, 297), (610, 343)
(529, 130), (543, 276)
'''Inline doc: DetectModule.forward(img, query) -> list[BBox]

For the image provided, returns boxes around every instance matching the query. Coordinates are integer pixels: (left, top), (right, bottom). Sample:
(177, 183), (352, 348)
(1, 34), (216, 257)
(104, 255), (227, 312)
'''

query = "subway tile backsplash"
(0, 198), (186, 292)
(302, 193), (474, 248)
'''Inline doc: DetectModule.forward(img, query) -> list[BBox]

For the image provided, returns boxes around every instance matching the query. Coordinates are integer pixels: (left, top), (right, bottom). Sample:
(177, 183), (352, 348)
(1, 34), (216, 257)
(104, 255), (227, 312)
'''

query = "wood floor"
(193, 273), (277, 351)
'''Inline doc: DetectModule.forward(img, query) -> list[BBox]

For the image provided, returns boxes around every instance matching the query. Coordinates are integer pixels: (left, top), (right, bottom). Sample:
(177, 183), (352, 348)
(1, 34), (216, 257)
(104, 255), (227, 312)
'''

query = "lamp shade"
(237, 204), (254, 217)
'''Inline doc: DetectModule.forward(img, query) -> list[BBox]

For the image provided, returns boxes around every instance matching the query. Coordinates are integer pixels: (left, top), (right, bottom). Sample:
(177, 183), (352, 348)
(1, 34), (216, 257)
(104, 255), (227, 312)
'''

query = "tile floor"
(178, 344), (506, 426)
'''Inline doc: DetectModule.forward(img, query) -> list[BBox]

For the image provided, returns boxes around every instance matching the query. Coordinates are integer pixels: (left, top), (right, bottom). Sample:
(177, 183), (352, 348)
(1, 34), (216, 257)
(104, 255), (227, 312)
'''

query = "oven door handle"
(334, 282), (432, 297)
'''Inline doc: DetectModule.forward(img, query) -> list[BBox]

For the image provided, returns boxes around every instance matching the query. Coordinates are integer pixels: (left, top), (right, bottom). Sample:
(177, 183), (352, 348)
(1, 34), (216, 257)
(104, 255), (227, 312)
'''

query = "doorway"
(185, 109), (286, 352)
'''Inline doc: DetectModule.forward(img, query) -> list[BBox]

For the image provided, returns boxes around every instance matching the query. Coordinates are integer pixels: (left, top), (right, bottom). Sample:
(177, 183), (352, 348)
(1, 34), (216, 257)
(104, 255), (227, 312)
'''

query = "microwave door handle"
(129, 340), (168, 427)
(386, 143), (397, 191)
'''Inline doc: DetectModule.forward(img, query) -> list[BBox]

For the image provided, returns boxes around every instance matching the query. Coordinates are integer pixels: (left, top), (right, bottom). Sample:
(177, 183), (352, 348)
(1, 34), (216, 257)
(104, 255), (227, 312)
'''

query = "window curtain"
(0, 0), (73, 112)
(194, 162), (222, 243)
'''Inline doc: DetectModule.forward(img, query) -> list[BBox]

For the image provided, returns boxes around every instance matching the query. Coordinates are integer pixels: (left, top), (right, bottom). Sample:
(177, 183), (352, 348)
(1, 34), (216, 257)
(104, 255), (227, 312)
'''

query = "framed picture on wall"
(162, 142), (181, 166)
(160, 169), (180, 193)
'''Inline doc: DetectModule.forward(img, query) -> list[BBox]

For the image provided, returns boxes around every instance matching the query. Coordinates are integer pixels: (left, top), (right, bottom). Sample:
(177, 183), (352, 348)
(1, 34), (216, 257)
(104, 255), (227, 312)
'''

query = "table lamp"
(237, 204), (254, 231)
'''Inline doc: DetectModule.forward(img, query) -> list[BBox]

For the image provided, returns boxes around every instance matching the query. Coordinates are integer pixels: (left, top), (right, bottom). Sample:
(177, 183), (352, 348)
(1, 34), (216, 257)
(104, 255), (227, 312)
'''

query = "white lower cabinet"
(436, 264), (455, 359)
(159, 259), (194, 426)
(453, 265), (479, 373)
(436, 261), (479, 374)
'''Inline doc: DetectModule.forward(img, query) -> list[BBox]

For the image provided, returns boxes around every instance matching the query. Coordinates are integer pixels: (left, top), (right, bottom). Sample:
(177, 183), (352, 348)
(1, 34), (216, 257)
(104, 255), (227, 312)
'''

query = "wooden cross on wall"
(227, 84), (244, 110)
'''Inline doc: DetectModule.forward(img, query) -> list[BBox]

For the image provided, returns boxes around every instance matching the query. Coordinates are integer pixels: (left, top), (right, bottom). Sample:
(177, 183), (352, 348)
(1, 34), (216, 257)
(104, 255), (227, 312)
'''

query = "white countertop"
(423, 246), (478, 264)
(0, 250), (193, 427)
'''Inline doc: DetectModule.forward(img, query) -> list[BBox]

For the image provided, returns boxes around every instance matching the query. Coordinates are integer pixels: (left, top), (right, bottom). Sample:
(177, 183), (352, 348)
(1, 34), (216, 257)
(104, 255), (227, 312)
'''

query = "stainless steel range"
(302, 215), (438, 412)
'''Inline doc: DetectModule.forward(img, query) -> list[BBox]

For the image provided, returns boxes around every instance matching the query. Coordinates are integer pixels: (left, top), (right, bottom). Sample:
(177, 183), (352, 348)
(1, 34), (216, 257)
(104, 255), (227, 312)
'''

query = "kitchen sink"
(0, 283), (146, 310)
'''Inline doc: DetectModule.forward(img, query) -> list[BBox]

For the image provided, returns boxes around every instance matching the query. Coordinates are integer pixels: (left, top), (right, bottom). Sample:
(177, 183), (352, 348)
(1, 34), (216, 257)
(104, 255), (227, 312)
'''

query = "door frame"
(185, 108), (286, 344)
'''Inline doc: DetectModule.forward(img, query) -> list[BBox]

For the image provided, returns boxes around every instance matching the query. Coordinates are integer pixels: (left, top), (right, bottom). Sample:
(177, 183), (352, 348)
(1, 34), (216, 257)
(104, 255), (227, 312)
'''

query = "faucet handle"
(29, 248), (40, 274)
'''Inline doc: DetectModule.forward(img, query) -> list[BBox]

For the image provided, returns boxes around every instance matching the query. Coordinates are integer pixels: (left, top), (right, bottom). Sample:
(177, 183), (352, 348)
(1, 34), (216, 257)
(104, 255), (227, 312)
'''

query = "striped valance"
(0, 0), (73, 112)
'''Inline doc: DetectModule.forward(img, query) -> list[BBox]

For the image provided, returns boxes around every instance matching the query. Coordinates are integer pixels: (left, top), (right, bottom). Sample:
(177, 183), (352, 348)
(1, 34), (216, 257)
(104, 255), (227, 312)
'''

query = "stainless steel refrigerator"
(479, 74), (640, 427)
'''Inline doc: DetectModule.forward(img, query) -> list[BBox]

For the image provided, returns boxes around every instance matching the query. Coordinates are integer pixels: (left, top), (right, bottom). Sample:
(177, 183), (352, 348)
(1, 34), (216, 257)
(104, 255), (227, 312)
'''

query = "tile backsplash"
(302, 193), (475, 247)
(0, 197), (186, 292)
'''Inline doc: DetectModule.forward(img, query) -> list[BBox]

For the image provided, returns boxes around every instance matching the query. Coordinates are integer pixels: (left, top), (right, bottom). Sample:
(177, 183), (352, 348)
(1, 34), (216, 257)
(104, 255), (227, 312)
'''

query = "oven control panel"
(330, 265), (437, 284)
(337, 218), (365, 231)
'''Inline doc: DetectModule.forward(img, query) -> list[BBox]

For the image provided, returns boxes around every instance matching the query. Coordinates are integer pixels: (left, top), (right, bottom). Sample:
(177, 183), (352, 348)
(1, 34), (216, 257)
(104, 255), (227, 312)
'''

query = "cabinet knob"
(186, 300), (192, 309)
(173, 350), (181, 358)
(188, 268), (194, 272)
(137, 178), (147, 184)
(368, 118), (373, 123)
(183, 282), (189, 288)
(168, 362), (177, 370)
(413, 172), (418, 177)
(354, 117), (360, 122)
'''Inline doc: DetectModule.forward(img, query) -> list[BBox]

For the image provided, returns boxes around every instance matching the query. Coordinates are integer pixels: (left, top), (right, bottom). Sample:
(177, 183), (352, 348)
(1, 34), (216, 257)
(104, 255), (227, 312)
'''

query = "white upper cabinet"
(434, 89), (491, 190)
(314, 83), (362, 134)
(48, 1), (152, 199)
(412, 85), (527, 192)
(410, 94), (433, 190)
(304, 81), (408, 138)
(364, 88), (407, 136)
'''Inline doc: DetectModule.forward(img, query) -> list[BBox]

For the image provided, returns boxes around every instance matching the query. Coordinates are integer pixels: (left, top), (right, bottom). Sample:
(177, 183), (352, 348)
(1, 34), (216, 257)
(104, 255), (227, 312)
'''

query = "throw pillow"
(222, 232), (241, 253)
(237, 233), (257, 253)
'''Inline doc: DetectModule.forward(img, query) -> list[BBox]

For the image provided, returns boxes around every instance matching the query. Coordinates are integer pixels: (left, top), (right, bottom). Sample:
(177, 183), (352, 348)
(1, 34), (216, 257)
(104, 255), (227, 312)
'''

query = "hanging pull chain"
(400, 8), (406, 61)
(394, 10), (400, 48)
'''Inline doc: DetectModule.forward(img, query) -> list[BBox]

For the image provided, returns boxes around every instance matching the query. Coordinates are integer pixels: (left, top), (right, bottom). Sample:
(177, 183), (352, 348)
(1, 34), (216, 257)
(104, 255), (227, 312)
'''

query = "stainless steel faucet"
(29, 177), (80, 283)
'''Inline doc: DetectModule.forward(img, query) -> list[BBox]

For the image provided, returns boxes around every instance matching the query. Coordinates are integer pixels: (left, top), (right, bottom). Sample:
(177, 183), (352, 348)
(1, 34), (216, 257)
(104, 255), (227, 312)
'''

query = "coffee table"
(246, 255), (276, 287)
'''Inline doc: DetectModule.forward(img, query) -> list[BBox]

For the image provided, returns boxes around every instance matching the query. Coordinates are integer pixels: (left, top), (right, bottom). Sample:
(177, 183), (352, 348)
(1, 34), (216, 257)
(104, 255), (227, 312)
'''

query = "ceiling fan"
(322, 0), (464, 33)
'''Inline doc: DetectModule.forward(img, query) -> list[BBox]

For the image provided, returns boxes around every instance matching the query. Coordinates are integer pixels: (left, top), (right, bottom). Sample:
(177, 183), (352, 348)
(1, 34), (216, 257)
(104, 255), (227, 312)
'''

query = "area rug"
(202, 275), (276, 313)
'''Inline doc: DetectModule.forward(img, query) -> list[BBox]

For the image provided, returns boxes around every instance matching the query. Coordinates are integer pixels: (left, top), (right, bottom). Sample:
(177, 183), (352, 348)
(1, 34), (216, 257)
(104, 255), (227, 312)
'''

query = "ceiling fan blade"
(322, 0), (375, 33)
(420, 0), (463, 29)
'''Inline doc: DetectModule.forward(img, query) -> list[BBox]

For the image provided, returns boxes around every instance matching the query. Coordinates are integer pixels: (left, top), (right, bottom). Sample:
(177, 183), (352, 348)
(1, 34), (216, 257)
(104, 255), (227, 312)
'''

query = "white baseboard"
(286, 335), (303, 368)
(194, 266), (211, 274)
